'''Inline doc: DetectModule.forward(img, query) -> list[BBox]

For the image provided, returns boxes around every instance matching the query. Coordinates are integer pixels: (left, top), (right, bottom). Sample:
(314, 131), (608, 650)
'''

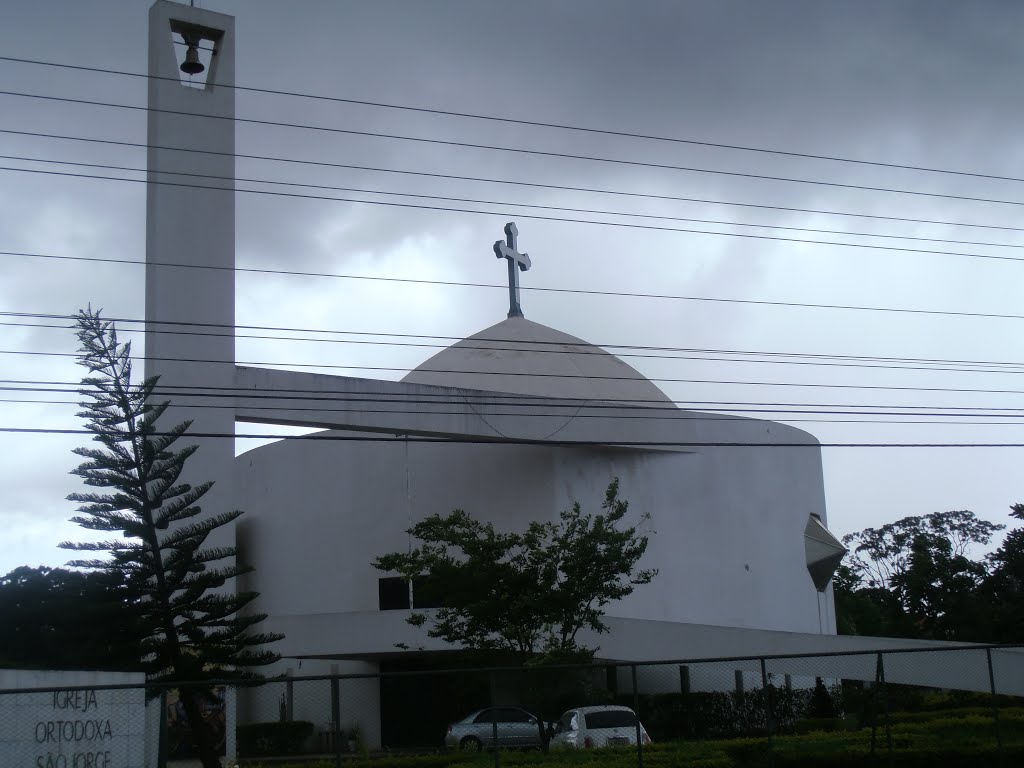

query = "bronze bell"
(180, 36), (205, 76)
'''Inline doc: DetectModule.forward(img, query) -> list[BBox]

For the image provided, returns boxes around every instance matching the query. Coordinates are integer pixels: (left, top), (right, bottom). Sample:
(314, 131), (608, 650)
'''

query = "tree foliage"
(0, 565), (142, 670)
(837, 508), (1012, 641)
(983, 503), (1024, 641)
(373, 479), (656, 660)
(62, 308), (281, 768)
(842, 510), (1002, 591)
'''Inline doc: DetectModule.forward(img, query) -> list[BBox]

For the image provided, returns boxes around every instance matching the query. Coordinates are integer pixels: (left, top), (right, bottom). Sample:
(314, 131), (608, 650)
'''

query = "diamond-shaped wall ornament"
(805, 515), (847, 591)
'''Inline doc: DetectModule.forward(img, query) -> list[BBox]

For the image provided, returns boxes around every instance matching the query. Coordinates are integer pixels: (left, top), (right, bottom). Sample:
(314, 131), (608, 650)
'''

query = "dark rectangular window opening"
(584, 711), (637, 729)
(378, 577), (410, 610)
(412, 575), (443, 609)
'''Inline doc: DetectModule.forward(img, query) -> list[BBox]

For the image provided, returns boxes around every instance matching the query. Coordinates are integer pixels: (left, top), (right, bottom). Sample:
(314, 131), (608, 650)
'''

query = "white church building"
(141, 1), (1018, 751)
(145, 0), (842, 645)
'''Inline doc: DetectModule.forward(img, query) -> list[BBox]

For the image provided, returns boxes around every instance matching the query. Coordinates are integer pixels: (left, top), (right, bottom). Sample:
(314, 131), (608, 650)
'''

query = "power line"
(3, 54), (1021, 185)
(2, 425), (1022, 448)
(5, 347), (1024, 379)
(2, 255), (1022, 323)
(6, 257), (1024, 323)
(12, 380), (1024, 415)
(8, 152), (1024, 251)
(6, 375), (1024, 400)
(4, 315), (1024, 372)
(6, 88), (1024, 208)
(3, 396), (1022, 426)
(7, 381), (1024, 413)
(8, 128), (1024, 235)
(5, 168), (1024, 264)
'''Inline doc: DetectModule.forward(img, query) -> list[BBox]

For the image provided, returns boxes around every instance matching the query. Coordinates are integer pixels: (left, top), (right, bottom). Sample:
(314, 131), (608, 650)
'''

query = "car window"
(472, 709), (493, 724)
(498, 708), (533, 723)
(584, 710), (637, 729)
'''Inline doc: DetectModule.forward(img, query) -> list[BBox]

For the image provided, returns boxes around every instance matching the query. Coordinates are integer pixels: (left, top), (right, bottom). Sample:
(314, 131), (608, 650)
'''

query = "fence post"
(987, 648), (1004, 768)
(632, 664), (644, 768)
(331, 674), (342, 768)
(878, 653), (893, 768)
(678, 665), (692, 739)
(869, 652), (880, 758)
(760, 657), (775, 768)
(490, 671), (500, 768)
(285, 669), (294, 721)
(157, 690), (168, 768)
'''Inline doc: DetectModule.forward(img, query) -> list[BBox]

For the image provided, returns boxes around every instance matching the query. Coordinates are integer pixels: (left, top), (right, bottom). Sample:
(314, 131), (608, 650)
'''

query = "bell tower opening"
(169, 20), (222, 89)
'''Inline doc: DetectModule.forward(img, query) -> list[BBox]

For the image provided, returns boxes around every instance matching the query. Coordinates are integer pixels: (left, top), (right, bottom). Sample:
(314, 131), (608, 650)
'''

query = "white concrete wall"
(234, 427), (831, 658)
(625, 647), (1024, 698)
(0, 670), (148, 768)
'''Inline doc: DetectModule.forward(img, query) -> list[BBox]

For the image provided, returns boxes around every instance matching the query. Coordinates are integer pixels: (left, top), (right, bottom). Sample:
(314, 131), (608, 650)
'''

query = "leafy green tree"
(832, 564), (910, 637)
(984, 503), (1024, 641)
(375, 480), (655, 749)
(843, 510), (1001, 591)
(62, 308), (281, 768)
(891, 531), (990, 640)
(373, 479), (656, 660)
(0, 565), (142, 670)
(840, 510), (1002, 640)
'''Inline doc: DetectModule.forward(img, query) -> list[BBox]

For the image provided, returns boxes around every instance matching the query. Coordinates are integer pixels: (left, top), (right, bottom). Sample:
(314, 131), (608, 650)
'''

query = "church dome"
(402, 316), (673, 404)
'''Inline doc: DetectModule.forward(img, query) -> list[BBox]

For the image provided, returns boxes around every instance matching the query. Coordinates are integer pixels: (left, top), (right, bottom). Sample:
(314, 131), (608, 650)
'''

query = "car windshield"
(584, 711), (637, 729)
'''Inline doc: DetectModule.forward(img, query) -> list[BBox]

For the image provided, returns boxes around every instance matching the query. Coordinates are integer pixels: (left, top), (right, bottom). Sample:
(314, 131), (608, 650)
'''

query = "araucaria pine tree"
(63, 308), (280, 768)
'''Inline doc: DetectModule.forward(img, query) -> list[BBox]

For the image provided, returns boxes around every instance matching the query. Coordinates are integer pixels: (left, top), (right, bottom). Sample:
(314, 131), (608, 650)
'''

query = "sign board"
(0, 670), (147, 768)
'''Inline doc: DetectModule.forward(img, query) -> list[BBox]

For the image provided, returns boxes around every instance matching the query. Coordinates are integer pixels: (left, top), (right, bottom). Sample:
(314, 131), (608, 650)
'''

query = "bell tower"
(144, 0), (237, 566)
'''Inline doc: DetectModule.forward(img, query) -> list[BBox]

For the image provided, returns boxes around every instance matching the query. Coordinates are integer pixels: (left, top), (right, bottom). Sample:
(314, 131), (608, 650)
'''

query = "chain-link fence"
(2, 644), (1022, 767)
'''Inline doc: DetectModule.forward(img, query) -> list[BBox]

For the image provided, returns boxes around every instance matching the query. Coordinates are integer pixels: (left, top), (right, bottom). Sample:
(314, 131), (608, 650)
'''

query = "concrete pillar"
(144, 2), (237, 560)
(145, 15), (240, 765)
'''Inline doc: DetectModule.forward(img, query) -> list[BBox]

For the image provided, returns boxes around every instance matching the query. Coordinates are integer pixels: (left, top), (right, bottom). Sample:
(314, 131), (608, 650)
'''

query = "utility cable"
(2, 255), (1022, 323)
(3, 396), (1021, 425)
(2, 425), (1022, 449)
(4, 315), (1024, 371)
(5, 375), (1024, 399)
(6, 128), (1024, 234)
(5, 347), (1024, 378)
(5, 89), (1024, 207)
(4, 167), (1024, 264)
(7, 381), (1024, 413)
(3, 55), (1022, 185)
(6, 153), (1024, 251)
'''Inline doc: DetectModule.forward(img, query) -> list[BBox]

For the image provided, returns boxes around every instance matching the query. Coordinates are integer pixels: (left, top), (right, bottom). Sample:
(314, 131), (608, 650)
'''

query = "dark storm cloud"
(2, 0), (1024, 572)
(205, 0), (1024, 275)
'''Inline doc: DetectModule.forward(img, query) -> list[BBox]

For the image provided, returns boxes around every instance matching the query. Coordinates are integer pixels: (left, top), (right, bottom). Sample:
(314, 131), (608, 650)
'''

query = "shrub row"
(243, 744), (1024, 768)
(237, 720), (316, 757)
(238, 703), (1024, 766)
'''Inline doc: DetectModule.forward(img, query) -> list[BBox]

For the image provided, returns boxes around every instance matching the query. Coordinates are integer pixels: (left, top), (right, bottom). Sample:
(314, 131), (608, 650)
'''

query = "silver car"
(444, 706), (543, 750)
(549, 705), (651, 749)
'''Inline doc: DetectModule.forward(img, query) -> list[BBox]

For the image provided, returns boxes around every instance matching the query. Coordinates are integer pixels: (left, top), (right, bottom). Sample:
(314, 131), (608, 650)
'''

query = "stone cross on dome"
(493, 221), (532, 318)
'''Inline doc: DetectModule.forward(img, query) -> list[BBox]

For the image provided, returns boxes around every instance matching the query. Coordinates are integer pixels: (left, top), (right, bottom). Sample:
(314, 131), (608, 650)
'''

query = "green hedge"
(886, 705), (1024, 725)
(237, 720), (316, 757)
(238, 706), (1024, 767)
(613, 683), (849, 742)
(791, 716), (859, 734)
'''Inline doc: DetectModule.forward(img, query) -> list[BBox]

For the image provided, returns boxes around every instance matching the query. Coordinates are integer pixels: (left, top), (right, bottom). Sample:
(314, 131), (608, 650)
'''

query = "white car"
(549, 705), (651, 749)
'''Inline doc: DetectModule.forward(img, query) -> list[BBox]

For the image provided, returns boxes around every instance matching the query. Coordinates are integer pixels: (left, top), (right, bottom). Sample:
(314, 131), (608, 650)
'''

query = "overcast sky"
(1, 0), (1023, 574)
